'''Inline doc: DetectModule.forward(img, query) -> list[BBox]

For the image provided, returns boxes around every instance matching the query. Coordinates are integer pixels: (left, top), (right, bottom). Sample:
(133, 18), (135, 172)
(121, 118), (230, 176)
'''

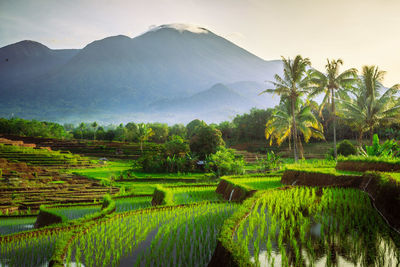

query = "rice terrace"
(1, 0), (400, 266)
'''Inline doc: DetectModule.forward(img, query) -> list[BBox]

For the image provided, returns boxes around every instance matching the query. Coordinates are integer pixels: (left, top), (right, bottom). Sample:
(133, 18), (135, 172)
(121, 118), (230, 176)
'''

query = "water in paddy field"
(0, 217), (36, 235)
(249, 220), (400, 267)
(236, 189), (400, 267)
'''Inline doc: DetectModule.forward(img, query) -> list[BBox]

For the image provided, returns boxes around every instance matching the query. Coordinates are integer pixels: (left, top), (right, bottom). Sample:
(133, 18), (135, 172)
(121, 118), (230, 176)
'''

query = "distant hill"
(0, 24), (282, 123)
(0, 40), (78, 88)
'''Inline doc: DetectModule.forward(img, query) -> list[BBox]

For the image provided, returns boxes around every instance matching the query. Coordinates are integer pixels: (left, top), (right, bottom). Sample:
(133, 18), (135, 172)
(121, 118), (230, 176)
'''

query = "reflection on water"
(235, 188), (400, 267)
(0, 217), (36, 236)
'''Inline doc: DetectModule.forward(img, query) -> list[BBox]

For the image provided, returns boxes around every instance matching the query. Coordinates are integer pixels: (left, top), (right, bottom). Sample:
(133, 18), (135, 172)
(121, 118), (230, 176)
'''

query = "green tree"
(125, 122), (139, 142)
(137, 123), (154, 152)
(261, 55), (312, 161)
(114, 123), (128, 142)
(309, 59), (357, 158)
(148, 123), (169, 143)
(338, 65), (400, 145)
(186, 119), (207, 138)
(164, 135), (190, 157)
(91, 121), (98, 140)
(217, 121), (235, 141)
(78, 122), (85, 139)
(189, 125), (225, 159)
(265, 98), (324, 158)
(168, 124), (187, 139)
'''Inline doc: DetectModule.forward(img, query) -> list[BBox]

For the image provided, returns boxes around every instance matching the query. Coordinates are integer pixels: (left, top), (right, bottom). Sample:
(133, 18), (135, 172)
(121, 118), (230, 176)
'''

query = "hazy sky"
(1, 0), (400, 85)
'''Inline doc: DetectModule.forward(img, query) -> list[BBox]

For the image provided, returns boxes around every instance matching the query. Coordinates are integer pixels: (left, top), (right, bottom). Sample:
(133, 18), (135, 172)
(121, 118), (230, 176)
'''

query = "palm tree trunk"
(369, 127), (374, 145)
(298, 136), (304, 159)
(358, 130), (363, 146)
(332, 88), (337, 159)
(291, 97), (299, 161)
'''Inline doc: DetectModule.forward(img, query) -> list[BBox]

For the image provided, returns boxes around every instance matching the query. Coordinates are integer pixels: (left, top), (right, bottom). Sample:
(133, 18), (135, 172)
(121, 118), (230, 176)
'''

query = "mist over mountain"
(0, 24), (282, 124)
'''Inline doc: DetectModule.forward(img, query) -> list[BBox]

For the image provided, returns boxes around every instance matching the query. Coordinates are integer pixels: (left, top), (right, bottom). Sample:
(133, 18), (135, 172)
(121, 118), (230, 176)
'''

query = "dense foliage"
(205, 147), (245, 177)
(0, 118), (69, 139)
(189, 124), (225, 160)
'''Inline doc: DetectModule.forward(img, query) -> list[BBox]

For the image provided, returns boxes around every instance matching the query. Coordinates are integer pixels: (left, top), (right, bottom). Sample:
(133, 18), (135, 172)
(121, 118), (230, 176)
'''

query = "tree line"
(0, 55), (399, 163)
(261, 56), (400, 161)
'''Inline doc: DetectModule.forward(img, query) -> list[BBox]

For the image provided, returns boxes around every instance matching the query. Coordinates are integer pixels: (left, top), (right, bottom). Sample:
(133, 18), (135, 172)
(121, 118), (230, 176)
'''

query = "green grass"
(67, 160), (133, 181)
(338, 155), (400, 165)
(385, 172), (400, 183)
(225, 176), (282, 191)
(287, 166), (362, 176)
(68, 160), (212, 183)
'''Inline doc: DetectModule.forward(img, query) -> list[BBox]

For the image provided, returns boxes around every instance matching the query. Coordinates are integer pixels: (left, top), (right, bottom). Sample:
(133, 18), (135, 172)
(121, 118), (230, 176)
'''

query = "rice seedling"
(0, 217), (36, 236)
(0, 230), (66, 267)
(49, 205), (101, 221)
(235, 187), (400, 267)
(66, 202), (238, 267)
(225, 176), (282, 191)
(169, 186), (221, 204)
(115, 197), (152, 213)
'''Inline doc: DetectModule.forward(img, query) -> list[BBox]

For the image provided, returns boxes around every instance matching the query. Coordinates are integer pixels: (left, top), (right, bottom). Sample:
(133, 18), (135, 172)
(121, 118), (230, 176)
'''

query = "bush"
(102, 194), (112, 209)
(256, 151), (282, 171)
(139, 152), (198, 173)
(358, 134), (400, 158)
(337, 140), (357, 156)
(205, 147), (245, 177)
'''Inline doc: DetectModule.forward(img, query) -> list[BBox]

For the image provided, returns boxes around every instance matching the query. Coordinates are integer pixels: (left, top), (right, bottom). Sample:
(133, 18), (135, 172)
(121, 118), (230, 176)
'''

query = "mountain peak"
(147, 24), (210, 34)
(1, 40), (50, 51)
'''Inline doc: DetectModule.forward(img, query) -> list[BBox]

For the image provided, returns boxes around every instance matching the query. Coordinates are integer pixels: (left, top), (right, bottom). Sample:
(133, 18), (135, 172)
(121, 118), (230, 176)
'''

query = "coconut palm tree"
(137, 123), (154, 152)
(261, 55), (312, 161)
(265, 98), (325, 158)
(338, 65), (400, 145)
(91, 121), (98, 140)
(78, 122), (85, 140)
(309, 59), (358, 158)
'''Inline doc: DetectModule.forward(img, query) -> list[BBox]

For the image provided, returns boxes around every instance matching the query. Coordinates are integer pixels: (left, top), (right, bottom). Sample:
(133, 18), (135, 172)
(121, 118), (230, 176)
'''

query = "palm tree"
(91, 121), (98, 140)
(338, 65), (400, 145)
(261, 55), (312, 161)
(137, 123), (154, 152)
(78, 122), (85, 140)
(265, 98), (325, 158)
(309, 59), (357, 158)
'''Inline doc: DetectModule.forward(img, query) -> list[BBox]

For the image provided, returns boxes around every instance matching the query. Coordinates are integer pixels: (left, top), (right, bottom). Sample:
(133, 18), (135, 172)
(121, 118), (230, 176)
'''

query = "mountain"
(0, 40), (78, 88)
(151, 83), (255, 111)
(0, 24), (282, 123)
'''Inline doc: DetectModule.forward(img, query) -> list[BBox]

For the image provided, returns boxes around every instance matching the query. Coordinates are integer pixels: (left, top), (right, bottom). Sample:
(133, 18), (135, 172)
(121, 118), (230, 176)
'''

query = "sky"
(1, 0), (400, 86)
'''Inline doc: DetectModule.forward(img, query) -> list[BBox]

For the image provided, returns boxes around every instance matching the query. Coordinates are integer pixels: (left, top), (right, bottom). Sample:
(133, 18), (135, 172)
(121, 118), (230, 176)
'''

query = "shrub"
(102, 194), (112, 209)
(358, 134), (400, 158)
(139, 152), (198, 173)
(205, 147), (245, 177)
(337, 140), (357, 156)
(256, 151), (282, 171)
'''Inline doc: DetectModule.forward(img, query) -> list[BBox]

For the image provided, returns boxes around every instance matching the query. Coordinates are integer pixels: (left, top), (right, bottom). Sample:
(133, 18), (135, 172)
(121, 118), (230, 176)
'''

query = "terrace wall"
(216, 179), (255, 202)
(336, 160), (400, 172)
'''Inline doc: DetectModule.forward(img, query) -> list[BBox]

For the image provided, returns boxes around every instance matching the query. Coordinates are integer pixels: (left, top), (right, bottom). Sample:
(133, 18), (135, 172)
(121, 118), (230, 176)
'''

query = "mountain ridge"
(0, 24), (282, 123)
